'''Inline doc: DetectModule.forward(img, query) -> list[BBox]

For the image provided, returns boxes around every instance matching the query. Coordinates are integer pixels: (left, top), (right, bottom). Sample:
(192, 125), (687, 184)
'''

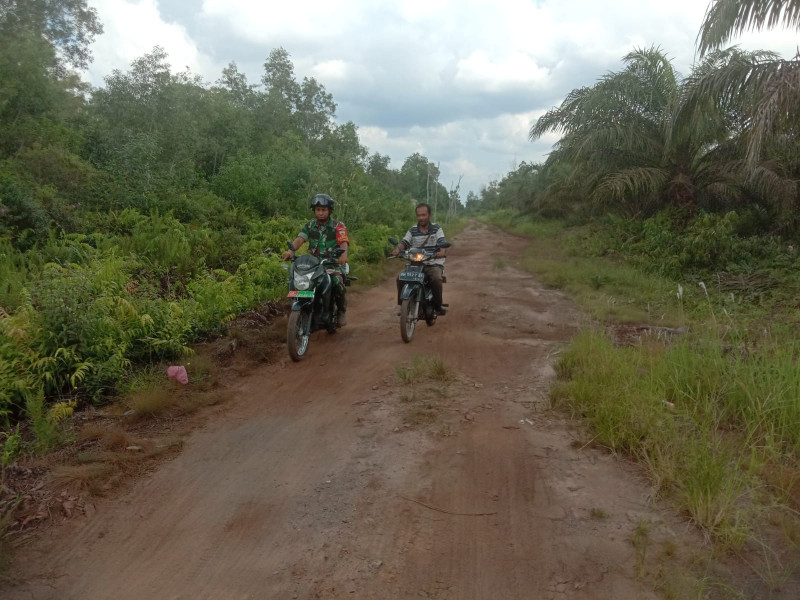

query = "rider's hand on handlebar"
(391, 248), (400, 257)
(281, 250), (293, 260)
(338, 252), (348, 266)
(435, 249), (446, 258)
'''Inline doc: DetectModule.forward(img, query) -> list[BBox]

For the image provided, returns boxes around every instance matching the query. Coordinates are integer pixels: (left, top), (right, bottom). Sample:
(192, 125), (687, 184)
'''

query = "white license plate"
(399, 271), (424, 283)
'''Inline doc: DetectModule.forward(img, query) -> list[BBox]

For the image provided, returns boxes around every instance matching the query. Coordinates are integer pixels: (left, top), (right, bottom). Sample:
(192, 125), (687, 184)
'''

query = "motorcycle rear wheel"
(287, 310), (310, 361)
(400, 297), (418, 343)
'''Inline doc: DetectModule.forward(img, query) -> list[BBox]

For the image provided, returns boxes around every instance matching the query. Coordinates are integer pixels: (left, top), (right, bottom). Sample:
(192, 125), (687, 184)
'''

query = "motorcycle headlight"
(409, 252), (424, 262)
(293, 272), (313, 291)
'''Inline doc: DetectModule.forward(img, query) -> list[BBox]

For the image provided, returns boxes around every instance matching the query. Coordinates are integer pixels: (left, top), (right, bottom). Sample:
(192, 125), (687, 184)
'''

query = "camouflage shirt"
(298, 218), (349, 257)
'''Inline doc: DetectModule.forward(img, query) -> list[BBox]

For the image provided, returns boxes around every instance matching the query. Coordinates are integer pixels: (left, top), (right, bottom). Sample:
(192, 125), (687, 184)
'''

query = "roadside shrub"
(352, 224), (393, 264)
(0, 165), (49, 248)
(0, 238), (28, 310)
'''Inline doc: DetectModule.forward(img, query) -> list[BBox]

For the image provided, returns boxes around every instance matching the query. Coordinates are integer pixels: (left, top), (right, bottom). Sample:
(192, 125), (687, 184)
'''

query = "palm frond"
(703, 180), (744, 202)
(746, 163), (798, 209)
(591, 167), (670, 206)
(746, 59), (800, 165)
(698, 0), (800, 56)
(683, 54), (800, 168)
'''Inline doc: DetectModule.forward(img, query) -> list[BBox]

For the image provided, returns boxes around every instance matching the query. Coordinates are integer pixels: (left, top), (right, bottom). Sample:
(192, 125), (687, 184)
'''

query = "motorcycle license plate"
(288, 290), (314, 298)
(399, 271), (424, 283)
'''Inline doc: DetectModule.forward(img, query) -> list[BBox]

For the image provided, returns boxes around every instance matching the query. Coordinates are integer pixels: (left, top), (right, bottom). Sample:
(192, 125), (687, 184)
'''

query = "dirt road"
(6, 222), (682, 599)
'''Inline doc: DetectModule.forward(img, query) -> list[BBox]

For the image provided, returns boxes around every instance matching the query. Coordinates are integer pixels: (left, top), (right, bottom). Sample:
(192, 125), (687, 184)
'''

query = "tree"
(399, 153), (443, 201)
(697, 0), (800, 55)
(294, 77), (336, 142)
(259, 47), (300, 139)
(0, 0), (103, 74)
(695, 0), (800, 168)
(216, 62), (257, 109)
(529, 47), (757, 215)
(465, 190), (481, 212)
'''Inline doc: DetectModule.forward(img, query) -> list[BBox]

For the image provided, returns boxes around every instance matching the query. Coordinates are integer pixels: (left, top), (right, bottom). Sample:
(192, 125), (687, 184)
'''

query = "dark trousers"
(396, 265), (444, 308)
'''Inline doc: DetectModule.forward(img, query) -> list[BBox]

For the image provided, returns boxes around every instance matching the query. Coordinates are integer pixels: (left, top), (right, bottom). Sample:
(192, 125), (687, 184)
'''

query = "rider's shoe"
(436, 306), (447, 316)
(337, 312), (347, 327)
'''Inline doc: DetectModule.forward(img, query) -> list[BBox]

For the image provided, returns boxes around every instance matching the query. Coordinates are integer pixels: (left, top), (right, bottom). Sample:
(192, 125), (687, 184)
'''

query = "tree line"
(0, 0), (458, 423)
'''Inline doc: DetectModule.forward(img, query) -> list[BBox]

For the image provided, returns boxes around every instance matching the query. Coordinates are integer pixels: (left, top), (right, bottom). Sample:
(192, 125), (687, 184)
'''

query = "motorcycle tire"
(400, 297), (418, 343)
(287, 310), (310, 361)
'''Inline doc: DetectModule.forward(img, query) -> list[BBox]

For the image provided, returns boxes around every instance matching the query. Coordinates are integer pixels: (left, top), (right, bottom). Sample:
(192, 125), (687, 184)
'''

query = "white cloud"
(311, 60), (351, 83)
(86, 0), (215, 85)
(454, 51), (551, 92)
(200, 0), (369, 41)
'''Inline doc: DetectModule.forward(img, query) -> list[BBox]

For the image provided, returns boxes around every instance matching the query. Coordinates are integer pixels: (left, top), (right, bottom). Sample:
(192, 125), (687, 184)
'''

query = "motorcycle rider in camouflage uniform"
(282, 194), (350, 326)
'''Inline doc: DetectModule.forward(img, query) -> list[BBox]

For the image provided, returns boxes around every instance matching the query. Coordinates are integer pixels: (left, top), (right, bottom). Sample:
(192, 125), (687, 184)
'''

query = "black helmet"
(310, 193), (334, 210)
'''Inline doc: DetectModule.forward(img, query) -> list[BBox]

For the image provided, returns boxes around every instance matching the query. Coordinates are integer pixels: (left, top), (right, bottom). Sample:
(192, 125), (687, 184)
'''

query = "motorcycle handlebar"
(389, 250), (441, 261)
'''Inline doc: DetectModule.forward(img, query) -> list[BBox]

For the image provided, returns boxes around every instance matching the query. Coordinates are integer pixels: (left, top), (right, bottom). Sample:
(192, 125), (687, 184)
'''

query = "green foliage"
(211, 153), (283, 216)
(554, 331), (756, 542)
(1, 425), (21, 472)
(351, 224), (394, 264)
(0, 37), (454, 427)
(25, 391), (63, 455)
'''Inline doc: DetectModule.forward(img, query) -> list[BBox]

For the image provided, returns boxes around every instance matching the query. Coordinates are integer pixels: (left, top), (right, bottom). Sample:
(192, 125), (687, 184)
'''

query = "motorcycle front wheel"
(287, 310), (310, 361)
(400, 297), (418, 343)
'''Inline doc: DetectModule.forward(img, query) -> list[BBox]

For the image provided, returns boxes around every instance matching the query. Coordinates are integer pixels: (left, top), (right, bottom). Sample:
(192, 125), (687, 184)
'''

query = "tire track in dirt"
(4, 222), (690, 600)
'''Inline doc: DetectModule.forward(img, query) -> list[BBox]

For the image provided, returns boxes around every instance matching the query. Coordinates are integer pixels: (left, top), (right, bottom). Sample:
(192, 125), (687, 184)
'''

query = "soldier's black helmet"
(310, 193), (334, 210)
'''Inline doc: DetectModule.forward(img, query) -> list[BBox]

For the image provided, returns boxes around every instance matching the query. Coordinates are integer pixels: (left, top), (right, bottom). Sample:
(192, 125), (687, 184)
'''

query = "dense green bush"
(560, 210), (799, 283)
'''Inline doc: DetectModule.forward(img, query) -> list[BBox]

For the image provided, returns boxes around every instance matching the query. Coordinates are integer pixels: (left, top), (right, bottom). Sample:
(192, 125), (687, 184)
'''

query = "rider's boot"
(336, 292), (347, 327)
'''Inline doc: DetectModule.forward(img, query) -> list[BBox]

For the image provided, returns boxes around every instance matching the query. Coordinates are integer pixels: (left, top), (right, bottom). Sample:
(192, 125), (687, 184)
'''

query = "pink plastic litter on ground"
(167, 365), (189, 385)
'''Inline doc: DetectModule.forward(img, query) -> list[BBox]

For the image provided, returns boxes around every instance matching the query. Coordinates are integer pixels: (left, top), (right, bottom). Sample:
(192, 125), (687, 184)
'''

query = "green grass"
(395, 355), (458, 428)
(485, 212), (686, 325)
(484, 211), (800, 595)
(551, 330), (800, 546)
(396, 354), (457, 384)
(589, 507), (608, 519)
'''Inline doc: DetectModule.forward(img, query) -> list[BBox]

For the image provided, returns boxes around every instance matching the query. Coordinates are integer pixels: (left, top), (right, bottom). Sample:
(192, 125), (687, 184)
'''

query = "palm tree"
(697, 0), (800, 55)
(529, 47), (748, 215)
(695, 0), (800, 169)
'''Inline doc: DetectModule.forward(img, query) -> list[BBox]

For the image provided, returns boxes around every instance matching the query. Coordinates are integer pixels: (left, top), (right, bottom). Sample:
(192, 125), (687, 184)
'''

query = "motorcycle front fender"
(291, 299), (314, 312)
(400, 283), (422, 302)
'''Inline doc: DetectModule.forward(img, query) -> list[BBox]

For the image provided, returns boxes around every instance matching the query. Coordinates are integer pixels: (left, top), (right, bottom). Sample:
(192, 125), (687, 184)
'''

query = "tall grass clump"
(553, 331), (761, 543)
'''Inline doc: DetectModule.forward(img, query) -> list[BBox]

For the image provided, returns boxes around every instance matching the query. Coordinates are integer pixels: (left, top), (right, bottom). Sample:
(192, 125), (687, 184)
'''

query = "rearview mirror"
(439, 241), (452, 249)
(388, 237), (398, 245)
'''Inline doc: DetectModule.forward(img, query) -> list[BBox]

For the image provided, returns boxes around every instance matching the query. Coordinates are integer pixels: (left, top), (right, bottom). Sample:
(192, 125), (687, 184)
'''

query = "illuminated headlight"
(293, 272), (313, 290)
(410, 252), (424, 262)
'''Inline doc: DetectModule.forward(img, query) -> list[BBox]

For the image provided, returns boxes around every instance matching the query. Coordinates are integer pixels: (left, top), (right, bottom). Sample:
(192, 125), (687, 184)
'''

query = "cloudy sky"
(83, 0), (797, 198)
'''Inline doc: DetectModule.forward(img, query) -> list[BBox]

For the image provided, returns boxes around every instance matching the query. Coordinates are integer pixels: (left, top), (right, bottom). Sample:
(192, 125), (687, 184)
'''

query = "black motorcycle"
(284, 242), (356, 361)
(388, 237), (451, 343)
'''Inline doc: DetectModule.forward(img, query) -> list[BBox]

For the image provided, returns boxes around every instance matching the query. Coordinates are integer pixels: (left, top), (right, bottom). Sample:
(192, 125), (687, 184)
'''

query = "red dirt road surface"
(5, 222), (684, 599)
